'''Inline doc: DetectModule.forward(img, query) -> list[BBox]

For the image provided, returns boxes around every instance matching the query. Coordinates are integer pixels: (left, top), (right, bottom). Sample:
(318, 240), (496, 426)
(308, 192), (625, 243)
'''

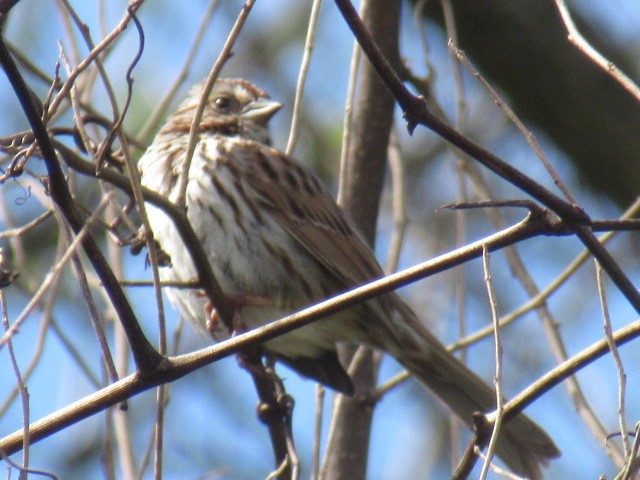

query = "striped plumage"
(138, 79), (559, 478)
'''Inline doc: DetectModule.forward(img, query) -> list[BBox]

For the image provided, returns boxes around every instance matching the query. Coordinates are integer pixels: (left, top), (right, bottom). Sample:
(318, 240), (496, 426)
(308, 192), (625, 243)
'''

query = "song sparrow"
(138, 78), (559, 478)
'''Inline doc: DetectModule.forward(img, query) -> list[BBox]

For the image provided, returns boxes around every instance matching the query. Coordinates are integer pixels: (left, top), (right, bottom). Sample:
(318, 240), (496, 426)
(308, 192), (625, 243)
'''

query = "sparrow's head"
(162, 78), (282, 145)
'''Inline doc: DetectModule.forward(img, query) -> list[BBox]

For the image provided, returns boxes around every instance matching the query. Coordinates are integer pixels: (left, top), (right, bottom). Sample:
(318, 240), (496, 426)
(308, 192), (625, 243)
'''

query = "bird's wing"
(226, 139), (385, 293)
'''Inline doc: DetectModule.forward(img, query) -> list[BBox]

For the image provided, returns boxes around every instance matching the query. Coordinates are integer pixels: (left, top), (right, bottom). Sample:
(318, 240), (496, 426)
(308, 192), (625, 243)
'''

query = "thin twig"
(450, 197), (640, 350)
(286, 0), (323, 155)
(597, 263), (629, 457)
(0, 210), (53, 238)
(440, 0), (466, 131)
(0, 250), (30, 473)
(175, 0), (255, 209)
(336, 30), (360, 204)
(310, 384), (325, 480)
(617, 423), (640, 480)
(439, 2), (470, 465)
(0, 452), (57, 480)
(474, 449), (524, 480)
(479, 246), (503, 480)
(554, 0), (640, 104)
(153, 385), (166, 480)
(57, 0), (123, 136)
(384, 127), (407, 274)
(54, 0), (82, 67)
(449, 43), (576, 204)
(0, 273), (57, 417)
(5, 259), (640, 458)
(333, 0), (640, 315)
(0, 193), (115, 347)
(103, 201), (137, 480)
(59, 209), (120, 385)
(0, 26), (162, 371)
(136, 0), (221, 143)
(58, 43), (98, 165)
(495, 318), (640, 426)
(46, 0), (145, 118)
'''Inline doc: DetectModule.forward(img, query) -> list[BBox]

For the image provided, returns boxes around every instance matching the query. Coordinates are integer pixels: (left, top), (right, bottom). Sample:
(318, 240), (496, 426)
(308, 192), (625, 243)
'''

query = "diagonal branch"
(0, 27), (162, 372)
(52, 139), (231, 334)
(0, 210), (580, 456)
(3, 211), (640, 458)
(332, 0), (640, 316)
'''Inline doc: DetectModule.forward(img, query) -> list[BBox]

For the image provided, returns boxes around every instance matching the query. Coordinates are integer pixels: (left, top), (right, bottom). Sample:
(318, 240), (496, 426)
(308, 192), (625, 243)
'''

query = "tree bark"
(322, 0), (401, 479)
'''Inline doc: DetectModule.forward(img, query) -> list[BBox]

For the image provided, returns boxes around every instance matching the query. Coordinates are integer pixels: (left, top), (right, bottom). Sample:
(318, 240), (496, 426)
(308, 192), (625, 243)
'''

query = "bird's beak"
(243, 99), (282, 126)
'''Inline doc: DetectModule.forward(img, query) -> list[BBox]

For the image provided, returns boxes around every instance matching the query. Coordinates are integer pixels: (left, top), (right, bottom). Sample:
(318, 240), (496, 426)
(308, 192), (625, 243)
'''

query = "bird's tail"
(377, 298), (560, 480)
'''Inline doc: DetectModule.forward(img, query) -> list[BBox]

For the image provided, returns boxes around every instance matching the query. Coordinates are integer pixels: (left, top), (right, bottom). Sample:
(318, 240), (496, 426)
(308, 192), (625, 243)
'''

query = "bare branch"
(554, 0), (640, 104)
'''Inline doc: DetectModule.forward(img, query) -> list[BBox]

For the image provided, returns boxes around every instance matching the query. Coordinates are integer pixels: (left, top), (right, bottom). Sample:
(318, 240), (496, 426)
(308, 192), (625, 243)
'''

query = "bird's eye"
(214, 96), (232, 111)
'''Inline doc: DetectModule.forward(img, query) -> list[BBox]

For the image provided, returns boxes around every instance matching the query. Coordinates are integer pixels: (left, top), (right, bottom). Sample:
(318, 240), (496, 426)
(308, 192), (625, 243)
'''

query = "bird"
(138, 78), (560, 478)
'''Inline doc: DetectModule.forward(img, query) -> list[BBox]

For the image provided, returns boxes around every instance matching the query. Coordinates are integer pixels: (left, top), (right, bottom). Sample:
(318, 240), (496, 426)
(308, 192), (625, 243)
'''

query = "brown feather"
(213, 136), (560, 479)
(140, 79), (560, 479)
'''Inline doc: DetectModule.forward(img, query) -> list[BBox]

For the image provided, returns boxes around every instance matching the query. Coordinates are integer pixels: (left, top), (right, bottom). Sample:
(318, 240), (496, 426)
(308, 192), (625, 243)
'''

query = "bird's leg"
(201, 292), (273, 337)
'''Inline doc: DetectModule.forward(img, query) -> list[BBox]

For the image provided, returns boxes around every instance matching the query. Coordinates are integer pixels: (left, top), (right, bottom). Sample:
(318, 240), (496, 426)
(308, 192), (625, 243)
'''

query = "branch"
(0, 23), (162, 372)
(51, 139), (231, 332)
(0, 211), (568, 456)
(497, 318), (640, 426)
(324, 0), (401, 478)
(553, 0), (640, 104)
(332, 0), (640, 316)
